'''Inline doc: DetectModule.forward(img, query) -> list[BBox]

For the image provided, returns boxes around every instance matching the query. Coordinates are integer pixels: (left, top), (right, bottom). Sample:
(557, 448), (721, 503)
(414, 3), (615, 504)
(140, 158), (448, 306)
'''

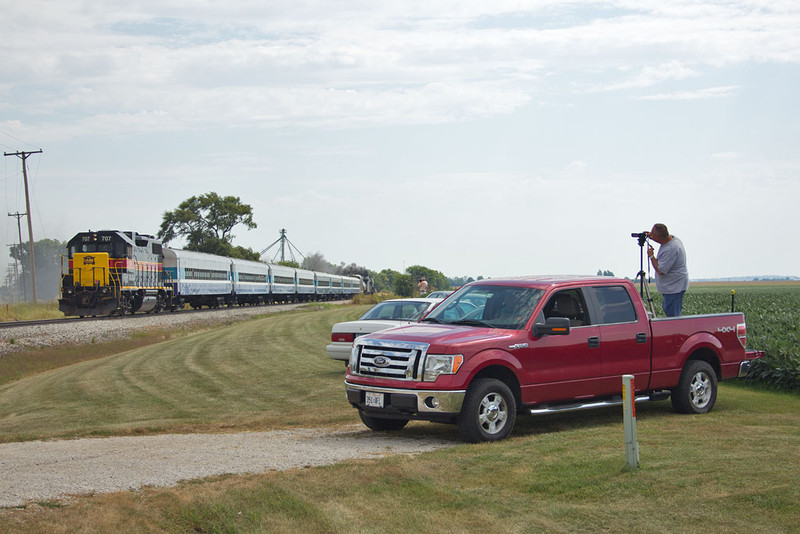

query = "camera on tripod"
(631, 230), (656, 316)
(631, 231), (649, 247)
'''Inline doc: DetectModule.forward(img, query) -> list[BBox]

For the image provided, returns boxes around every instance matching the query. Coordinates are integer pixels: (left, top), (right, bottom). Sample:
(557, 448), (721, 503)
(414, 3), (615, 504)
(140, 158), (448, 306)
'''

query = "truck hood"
(359, 323), (516, 353)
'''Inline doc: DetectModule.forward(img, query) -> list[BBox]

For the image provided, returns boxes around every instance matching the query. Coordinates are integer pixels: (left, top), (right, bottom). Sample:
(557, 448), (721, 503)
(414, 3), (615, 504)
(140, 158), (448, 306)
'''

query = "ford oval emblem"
(373, 356), (390, 367)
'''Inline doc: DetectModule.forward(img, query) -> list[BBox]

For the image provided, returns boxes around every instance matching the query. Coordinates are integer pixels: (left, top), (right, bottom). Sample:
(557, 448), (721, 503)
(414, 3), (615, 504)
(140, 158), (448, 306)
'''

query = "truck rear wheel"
(671, 360), (717, 414)
(457, 378), (517, 443)
(358, 411), (409, 431)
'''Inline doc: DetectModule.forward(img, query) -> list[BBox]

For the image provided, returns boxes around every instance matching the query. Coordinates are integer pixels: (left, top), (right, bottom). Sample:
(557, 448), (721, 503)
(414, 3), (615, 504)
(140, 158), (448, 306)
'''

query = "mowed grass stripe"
(0, 306), (368, 443)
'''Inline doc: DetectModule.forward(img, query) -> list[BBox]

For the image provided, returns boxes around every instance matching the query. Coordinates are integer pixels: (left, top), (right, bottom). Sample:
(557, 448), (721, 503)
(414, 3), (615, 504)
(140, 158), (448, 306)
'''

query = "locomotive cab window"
(75, 242), (114, 254)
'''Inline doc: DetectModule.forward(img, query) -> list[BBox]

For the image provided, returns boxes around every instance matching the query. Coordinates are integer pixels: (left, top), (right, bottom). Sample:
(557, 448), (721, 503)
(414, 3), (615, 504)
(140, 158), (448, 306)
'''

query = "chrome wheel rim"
(478, 392), (508, 435)
(689, 371), (712, 409)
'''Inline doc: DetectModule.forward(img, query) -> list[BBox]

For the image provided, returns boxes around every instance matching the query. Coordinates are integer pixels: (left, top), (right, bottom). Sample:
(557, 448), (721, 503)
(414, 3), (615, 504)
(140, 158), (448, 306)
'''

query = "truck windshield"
(423, 285), (544, 330)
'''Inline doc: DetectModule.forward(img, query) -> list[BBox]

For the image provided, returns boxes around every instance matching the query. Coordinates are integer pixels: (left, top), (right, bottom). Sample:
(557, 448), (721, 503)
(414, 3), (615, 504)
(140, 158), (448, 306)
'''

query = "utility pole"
(7, 211), (27, 301)
(4, 149), (42, 303)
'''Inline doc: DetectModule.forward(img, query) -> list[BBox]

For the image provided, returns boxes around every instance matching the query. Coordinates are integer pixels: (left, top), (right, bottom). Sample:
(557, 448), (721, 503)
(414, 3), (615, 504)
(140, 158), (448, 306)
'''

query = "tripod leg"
(642, 277), (656, 317)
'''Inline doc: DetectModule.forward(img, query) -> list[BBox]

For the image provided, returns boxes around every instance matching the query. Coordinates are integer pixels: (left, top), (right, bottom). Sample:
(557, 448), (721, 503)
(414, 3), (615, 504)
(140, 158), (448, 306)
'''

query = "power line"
(0, 128), (41, 152)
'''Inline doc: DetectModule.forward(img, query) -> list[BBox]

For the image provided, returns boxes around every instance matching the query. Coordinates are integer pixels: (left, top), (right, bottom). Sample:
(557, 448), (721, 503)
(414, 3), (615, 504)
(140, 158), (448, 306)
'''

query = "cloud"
(3, 1), (799, 140)
(637, 85), (739, 100)
(709, 151), (743, 161)
(587, 61), (698, 92)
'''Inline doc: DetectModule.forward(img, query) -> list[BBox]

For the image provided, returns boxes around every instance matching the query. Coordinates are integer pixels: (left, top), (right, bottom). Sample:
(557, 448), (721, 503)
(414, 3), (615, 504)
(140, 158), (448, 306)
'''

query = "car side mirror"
(533, 317), (571, 337)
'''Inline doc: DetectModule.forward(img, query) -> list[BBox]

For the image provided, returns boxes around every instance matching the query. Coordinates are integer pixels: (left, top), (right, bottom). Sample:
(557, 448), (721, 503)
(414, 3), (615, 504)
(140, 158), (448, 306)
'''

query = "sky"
(2, 0), (799, 282)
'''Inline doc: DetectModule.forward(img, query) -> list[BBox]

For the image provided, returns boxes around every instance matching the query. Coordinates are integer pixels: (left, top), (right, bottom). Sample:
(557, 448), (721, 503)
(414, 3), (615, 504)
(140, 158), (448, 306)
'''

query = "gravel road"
(1, 303), (457, 509)
(0, 427), (453, 508)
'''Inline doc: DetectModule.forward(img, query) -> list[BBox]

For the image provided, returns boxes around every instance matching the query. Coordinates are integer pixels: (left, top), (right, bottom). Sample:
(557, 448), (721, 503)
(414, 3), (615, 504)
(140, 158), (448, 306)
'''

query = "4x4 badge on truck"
(373, 356), (390, 367)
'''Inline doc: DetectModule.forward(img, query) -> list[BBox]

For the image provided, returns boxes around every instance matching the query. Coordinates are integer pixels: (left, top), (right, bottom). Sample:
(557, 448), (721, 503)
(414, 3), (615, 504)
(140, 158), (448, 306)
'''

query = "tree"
(229, 245), (261, 261)
(406, 265), (449, 294)
(5, 238), (66, 301)
(597, 269), (615, 277)
(393, 274), (414, 297)
(371, 269), (402, 293)
(158, 192), (258, 259)
(448, 275), (475, 288)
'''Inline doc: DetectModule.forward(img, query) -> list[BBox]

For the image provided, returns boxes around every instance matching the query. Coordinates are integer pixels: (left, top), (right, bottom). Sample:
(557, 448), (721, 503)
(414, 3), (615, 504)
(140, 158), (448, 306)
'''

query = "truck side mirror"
(533, 317), (571, 337)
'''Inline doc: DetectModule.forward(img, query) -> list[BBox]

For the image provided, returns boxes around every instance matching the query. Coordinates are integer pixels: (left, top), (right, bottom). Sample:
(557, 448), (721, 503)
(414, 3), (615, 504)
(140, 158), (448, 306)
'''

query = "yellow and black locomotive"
(59, 230), (172, 316)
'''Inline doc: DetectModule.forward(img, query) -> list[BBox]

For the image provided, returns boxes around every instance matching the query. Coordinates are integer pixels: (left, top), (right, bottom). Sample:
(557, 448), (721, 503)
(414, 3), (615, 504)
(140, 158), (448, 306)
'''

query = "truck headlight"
(349, 344), (360, 373)
(423, 354), (464, 382)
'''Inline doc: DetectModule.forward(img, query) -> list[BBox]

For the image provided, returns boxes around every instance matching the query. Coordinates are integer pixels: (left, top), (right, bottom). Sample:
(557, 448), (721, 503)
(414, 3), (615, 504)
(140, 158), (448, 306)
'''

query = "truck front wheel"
(457, 378), (517, 443)
(358, 411), (409, 431)
(671, 360), (718, 414)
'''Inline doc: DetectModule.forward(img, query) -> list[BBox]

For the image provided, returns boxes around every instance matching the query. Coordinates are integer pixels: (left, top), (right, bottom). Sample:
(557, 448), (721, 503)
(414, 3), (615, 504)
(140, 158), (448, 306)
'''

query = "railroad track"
(0, 316), (99, 330)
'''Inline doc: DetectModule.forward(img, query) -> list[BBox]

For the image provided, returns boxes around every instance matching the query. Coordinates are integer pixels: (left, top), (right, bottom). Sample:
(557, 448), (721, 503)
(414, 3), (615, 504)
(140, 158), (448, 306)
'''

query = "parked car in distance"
(326, 298), (444, 362)
(425, 290), (453, 299)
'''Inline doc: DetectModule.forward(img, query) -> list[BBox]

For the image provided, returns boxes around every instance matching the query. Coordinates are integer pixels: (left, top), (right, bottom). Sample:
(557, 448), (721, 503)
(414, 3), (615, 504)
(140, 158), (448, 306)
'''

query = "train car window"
(239, 273), (267, 283)
(189, 268), (227, 281)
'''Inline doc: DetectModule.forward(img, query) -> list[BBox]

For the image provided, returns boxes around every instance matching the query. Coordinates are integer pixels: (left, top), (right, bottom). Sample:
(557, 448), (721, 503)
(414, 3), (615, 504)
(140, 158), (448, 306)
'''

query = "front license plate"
(365, 391), (384, 408)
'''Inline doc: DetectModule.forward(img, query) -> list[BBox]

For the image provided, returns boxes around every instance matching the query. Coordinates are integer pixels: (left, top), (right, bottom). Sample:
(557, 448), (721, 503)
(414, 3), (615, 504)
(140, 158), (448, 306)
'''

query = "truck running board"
(529, 391), (671, 415)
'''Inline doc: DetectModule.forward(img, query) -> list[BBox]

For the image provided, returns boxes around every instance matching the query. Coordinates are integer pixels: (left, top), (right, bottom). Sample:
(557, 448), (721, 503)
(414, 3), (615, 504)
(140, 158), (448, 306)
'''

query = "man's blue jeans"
(662, 291), (685, 317)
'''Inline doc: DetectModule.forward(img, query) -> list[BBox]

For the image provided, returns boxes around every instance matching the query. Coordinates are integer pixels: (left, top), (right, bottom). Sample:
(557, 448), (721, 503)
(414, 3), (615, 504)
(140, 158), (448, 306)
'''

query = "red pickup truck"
(344, 276), (763, 442)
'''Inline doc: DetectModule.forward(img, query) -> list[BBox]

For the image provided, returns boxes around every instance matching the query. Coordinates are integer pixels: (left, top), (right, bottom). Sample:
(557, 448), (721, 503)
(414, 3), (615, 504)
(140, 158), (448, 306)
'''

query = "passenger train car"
(59, 230), (362, 316)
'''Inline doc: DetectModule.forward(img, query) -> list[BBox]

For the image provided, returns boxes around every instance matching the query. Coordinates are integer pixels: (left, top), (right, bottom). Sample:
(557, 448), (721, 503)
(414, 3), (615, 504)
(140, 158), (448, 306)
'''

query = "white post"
(622, 374), (640, 469)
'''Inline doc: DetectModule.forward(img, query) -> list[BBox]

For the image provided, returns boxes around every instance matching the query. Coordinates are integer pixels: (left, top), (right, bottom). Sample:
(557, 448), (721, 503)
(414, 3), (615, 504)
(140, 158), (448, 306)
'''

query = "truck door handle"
(636, 332), (647, 344)
(588, 336), (600, 348)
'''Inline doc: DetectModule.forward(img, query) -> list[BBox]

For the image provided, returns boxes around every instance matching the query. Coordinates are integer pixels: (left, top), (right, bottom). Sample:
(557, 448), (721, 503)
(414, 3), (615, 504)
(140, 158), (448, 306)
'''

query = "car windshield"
(359, 301), (432, 321)
(423, 285), (544, 330)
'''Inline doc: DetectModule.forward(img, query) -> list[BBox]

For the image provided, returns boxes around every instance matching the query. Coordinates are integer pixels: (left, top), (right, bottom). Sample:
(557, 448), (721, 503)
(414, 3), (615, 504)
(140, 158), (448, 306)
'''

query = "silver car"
(326, 298), (443, 362)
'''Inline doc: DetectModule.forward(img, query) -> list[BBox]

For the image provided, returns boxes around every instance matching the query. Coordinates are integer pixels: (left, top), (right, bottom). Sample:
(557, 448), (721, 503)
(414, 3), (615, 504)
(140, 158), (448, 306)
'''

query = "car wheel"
(457, 378), (517, 443)
(671, 360), (717, 414)
(358, 411), (409, 431)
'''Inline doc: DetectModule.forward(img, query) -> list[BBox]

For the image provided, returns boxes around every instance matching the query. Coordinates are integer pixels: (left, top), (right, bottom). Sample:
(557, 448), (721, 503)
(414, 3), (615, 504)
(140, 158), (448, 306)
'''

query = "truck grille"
(352, 339), (429, 381)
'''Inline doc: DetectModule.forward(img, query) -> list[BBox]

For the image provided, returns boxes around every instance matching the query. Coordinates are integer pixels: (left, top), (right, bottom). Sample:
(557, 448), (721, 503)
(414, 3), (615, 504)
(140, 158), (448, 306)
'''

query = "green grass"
(0, 305), (368, 442)
(0, 301), (63, 322)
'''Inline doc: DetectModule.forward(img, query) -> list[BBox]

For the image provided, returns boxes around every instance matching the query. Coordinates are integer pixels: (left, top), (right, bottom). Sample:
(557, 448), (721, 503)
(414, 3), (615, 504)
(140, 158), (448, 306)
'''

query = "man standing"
(646, 223), (689, 317)
(417, 277), (428, 296)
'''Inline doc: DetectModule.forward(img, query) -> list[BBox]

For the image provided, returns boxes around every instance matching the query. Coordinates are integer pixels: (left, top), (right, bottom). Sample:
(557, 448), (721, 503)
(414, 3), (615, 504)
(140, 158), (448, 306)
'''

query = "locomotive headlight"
(423, 354), (464, 382)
